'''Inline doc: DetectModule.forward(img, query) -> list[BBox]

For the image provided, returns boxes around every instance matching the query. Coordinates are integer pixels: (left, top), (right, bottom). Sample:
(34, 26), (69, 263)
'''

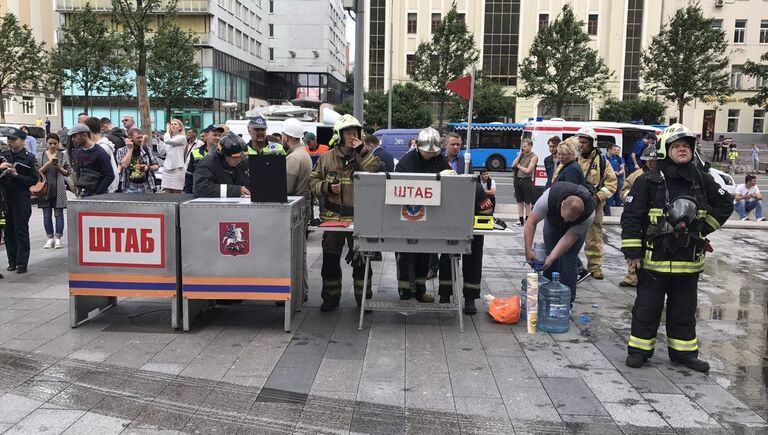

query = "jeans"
(735, 200), (763, 219)
(753, 158), (760, 172)
(542, 219), (587, 303)
(124, 184), (149, 193)
(42, 208), (65, 238)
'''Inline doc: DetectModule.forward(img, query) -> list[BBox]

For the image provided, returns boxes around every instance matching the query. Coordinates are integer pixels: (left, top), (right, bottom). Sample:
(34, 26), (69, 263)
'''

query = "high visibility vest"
(247, 141), (285, 156)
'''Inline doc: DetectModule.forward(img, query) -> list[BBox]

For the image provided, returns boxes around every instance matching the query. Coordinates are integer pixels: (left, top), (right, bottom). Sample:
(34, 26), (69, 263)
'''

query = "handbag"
(29, 170), (47, 197)
(76, 167), (102, 192)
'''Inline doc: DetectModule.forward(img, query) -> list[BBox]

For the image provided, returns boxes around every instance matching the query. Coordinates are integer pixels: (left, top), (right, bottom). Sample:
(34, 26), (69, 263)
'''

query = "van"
(226, 119), (334, 146)
(371, 129), (420, 160)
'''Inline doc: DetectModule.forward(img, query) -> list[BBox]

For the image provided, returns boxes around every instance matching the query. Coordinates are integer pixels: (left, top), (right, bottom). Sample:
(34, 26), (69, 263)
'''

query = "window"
(45, 98), (56, 116)
(711, 19), (723, 30)
(269, 47), (274, 61)
(538, 13), (548, 31)
(482, 0), (521, 86)
(731, 65), (743, 89)
(431, 13), (441, 33)
(235, 29), (242, 48)
(269, 0), (273, 13)
(760, 20), (768, 44)
(457, 13), (465, 24)
(587, 14), (598, 36)
(734, 19), (746, 44)
(623, 0), (644, 99)
(254, 41), (262, 58)
(218, 19), (226, 40)
(269, 23), (274, 37)
(407, 13), (417, 34)
(21, 96), (34, 115)
(406, 54), (415, 75)
(757, 67), (768, 89)
(242, 35), (248, 51)
(227, 24), (233, 44)
(727, 109), (740, 132)
(2, 98), (11, 115)
(369, 0), (387, 89)
(754, 110), (766, 133)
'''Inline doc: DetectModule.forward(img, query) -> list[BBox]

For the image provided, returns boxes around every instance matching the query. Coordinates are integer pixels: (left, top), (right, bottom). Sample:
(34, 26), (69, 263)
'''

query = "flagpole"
(464, 64), (475, 176)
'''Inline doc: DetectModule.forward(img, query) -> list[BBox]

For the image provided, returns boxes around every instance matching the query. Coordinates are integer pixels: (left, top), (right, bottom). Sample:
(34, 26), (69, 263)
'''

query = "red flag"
(447, 75), (472, 100)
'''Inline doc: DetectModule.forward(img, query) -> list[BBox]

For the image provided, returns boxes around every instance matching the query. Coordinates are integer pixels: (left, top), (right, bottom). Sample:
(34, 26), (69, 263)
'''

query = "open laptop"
(248, 154), (287, 203)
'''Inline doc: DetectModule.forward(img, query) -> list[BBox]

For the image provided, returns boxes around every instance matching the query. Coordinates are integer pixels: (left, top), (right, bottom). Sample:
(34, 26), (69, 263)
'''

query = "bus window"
(476, 131), (521, 149)
(596, 135), (616, 154)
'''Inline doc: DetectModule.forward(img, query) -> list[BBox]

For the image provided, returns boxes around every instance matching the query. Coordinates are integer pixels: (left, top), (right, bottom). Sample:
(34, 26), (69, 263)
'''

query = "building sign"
(385, 179), (441, 206)
(79, 212), (165, 268)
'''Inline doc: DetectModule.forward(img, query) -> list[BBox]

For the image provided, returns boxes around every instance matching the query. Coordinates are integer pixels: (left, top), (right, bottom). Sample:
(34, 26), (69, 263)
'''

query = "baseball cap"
(67, 124), (91, 137)
(248, 115), (267, 130)
(5, 128), (26, 140)
(202, 124), (225, 133)
(303, 132), (316, 143)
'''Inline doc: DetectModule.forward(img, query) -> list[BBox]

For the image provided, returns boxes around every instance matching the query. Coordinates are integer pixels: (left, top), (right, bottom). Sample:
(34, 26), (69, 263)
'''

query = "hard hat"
(667, 195), (698, 227)
(417, 127), (441, 153)
(440, 169), (458, 176)
(641, 144), (660, 162)
(217, 131), (246, 157)
(330, 114), (363, 147)
(282, 118), (304, 140)
(658, 123), (696, 159)
(574, 126), (597, 143)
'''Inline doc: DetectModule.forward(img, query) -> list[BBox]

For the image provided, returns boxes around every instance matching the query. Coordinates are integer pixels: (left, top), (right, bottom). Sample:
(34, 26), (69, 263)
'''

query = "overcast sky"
(345, 15), (356, 64)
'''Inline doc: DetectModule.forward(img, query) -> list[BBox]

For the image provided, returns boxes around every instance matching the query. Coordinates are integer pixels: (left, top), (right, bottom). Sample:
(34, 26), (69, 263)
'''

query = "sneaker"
(577, 270), (591, 284)
(43, 239), (54, 249)
(463, 298), (477, 315)
(626, 353), (647, 368)
(54, 238), (63, 249)
(591, 270), (604, 280)
(493, 218), (508, 230)
(671, 357), (710, 373)
(758, 217), (767, 222)
(741, 217), (750, 221)
(320, 300), (339, 312)
(415, 293), (435, 303)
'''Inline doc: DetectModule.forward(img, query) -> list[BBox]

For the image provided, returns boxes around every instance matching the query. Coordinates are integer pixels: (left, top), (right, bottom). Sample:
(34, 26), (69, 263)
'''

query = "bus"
(447, 123), (525, 171)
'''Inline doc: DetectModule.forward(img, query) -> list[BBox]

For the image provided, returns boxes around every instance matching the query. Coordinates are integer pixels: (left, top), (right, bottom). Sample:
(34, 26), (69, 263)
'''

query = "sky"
(345, 14), (356, 64)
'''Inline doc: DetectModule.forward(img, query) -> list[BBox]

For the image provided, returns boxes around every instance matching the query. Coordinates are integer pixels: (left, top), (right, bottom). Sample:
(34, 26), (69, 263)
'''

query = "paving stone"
(43, 384), (106, 410)
(62, 412), (130, 434)
(240, 402), (301, 434)
(311, 359), (363, 394)
(488, 356), (542, 390)
(603, 402), (671, 428)
(579, 369), (645, 403)
(294, 395), (355, 434)
(678, 383), (767, 425)
(560, 414), (624, 434)
(502, 387), (561, 423)
(349, 402), (404, 435)
(518, 335), (580, 378)
(448, 363), (501, 399)
(404, 372), (453, 412)
(540, 377), (609, 416)
(623, 368), (684, 394)
(477, 332), (523, 356)
(356, 381), (404, 408)
(405, 408), (460, 434)
(0, 393), (44, 424)
(103, 342), (168, 370)
(644, 393), (723, 429)
(182, 413), (243, 435)
(6, 409), (83, 434)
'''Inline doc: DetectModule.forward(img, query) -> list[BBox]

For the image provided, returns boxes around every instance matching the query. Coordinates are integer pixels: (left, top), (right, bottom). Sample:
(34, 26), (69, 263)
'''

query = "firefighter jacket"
(577, 148), (617, 202)
(620, 160), (733, 274)
(309, 146), (380, 222)
(192, 153), (249, 198)
(394, 150), (450, 174)
(620, 168), (645, 201)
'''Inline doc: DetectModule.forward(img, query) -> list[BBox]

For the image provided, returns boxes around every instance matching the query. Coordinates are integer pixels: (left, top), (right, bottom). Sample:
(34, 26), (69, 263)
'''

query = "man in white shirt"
(734, 174), (766, 221)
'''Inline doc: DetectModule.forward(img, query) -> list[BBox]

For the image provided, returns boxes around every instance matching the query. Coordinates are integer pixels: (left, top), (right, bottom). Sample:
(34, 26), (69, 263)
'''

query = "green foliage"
(148, 9), (206, 120)
(50, 4), (131, 111)
(363, 83), (432, 133)
(411, 3), (479, 130)
(517, 5), (613, 118)
(641, 2), (731, 123)
(0, 13), (46, 121)
(344, 71), (354, 97)
(448, 75), (515, 123)
(597, 98), (666, 125)
(334, 97), (353, 118)
(743, 51), (768, 109)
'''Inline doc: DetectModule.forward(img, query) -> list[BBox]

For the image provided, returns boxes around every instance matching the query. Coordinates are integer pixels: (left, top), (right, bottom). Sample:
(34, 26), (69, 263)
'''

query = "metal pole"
(353, 0), (365, 123)
(387, 8), (393, 129)
(463, 64), (475, 175)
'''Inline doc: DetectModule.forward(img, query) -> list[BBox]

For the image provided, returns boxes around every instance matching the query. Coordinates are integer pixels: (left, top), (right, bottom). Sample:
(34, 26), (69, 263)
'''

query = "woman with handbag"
(36, 133), (71, 249)
(161, 119), (187, 193)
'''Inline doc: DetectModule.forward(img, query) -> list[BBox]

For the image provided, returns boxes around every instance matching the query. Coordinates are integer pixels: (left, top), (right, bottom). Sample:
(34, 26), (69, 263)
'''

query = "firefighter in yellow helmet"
(309, 114), (381, 312)
(621, 124), (732, 372)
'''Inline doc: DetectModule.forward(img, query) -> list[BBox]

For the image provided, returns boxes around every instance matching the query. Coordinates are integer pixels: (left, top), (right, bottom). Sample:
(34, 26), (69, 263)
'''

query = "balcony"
(55, 0), (209, 14)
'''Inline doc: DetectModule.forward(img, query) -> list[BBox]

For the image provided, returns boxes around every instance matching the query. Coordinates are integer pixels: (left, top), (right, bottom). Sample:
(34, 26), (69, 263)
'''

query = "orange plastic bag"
(488, 295), (521, 324)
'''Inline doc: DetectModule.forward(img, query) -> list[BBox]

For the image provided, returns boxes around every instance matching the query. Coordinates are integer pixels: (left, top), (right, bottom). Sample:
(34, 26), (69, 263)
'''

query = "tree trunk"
(677, 101), (685, 124)
(555, 101), (563, 118)
(137, 75), (151, 135)
(83, 88), (90, 113)
(438, 96), (445, 132)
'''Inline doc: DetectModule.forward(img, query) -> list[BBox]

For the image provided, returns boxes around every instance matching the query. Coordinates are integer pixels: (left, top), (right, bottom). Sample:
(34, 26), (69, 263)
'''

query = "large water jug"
(536, 272), (571, 333)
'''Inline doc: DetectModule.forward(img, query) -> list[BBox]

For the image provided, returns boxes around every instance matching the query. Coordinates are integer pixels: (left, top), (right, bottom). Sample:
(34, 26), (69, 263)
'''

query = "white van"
(226, 119), (334, 146)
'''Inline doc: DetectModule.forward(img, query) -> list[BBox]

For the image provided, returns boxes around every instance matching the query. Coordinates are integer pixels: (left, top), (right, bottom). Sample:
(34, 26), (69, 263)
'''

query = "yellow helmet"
(329, 114), (362, 147)
(658, 123), (696, 159)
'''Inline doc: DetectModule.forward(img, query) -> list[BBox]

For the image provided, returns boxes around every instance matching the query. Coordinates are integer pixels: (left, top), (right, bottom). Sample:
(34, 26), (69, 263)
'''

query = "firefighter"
(245, 116), (285, 156)
(621, 124), (732, 372)
(575, 127), (617, 280)
(192, 132), (250, 198)
(618, 144), (660, 288)
(310, 114), (381, 312)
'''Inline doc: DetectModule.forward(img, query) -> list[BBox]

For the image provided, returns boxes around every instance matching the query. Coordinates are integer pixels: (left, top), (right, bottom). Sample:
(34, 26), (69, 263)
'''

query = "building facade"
(54, 0), (346, 129)
(1, 0), (62, 130)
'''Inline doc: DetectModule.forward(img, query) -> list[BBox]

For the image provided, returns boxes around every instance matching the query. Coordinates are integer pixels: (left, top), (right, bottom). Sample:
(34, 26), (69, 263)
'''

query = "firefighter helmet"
(658, 123), (696, 158)
(641, 144), (661, 162)
(329, 114), (362, 147)
(574, 126), (597, 145)
(417, 127), (441, 153)
(217, 132), (246, 157)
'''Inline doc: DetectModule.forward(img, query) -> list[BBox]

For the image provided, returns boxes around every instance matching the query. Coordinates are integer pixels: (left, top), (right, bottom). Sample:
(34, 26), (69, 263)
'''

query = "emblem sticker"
(400, 205), (427, 222)
(219, 222), (250, 256)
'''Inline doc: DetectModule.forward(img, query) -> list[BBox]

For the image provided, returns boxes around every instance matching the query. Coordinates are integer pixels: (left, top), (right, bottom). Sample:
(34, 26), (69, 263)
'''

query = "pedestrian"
(77, 112), (89, 124)
(444, 132), (466, 174)
(184, 124), (223, 194)
(575, 127), (617, 280)
(719, 138), (730, 163)
(185, 128), (203, 162)
(161, 119), (187, 193)
(70, 123), (115, 197)
(605, 143), (626, 213)
(37, 133), (71, 249)
(246, 116), (285, 156)
(117, 129), (159, 193)
(551, 140), (585, 185)
(751, 144), (760, 172)
(479, 169), (496, 209)
(310, 114), (381, 312)
(0, 128), (39, 274)
(121, 115), (135, 132)
(511, 138), (538, 226)
(544, 136), (560, 187)
(365, 135), (393, 172)
(727, 144), (739, 173)
(100, 118), (113, 134)
(629, 133), (655, 174)
(733, 174), (766, 221)
(44, 117), (51, 136)
(524, 181), (596, 305)
(20, 126), (37, 155)
(621, 124), (732, 372)
(713, 135), (724, 162)
(305, 132), (329, 166)
(192, 132), (250, 198)
(86, 117), (119, 193)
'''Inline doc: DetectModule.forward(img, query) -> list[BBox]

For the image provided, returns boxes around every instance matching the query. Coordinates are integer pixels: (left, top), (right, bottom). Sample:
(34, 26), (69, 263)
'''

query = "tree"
(744, 51), (768, 109)
(50, 4), (131, 113)
(364, 83), (432, 133)
(148, 8), (206, 123)
(517, 5), (613, 118)
(344, 71), (354, 97)
(597, 98), (666, 125)
(334, 96), (353, 117)
(0, 13), (45, 123)
(448, 75), (515, 123)
(411, 3), (479, 131)
(641, 2), (731, 124)
(112, 0), (165, 133)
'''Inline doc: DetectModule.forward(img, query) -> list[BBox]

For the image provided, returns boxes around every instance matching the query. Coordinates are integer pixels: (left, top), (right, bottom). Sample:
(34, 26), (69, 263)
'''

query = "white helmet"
(417, 127), (441, 153)
(282, 118), (304, 140)
(574, 126), (597, 144)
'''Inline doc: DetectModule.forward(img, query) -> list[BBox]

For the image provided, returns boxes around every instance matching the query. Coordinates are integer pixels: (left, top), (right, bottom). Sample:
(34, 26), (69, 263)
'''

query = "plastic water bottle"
(536, 272), (571, 333)
(533, 241), (547, 269)
(520, 272), (548, 321)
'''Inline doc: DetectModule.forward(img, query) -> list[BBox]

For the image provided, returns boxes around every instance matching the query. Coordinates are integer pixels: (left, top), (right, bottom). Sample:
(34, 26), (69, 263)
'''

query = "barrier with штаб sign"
(384, 179), (441, 206)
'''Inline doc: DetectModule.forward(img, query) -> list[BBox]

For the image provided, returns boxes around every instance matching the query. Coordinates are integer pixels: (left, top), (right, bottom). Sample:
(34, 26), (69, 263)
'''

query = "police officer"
(621, 124), (732, 372)
(246, 116), (285, 156)
(193, 132), (250, 198)
(0, 128), (39, 274)
(184, 124), (224, 193)
(575, 127), (617, 280)
(309, 114), (380, 312)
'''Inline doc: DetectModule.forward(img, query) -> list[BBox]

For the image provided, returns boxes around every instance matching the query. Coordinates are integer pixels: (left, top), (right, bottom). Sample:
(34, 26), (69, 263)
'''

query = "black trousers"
(438, 235), (484, 300)
(5, 196), (32, 269)
(628, 269), (699, 360)
(397, 253), (430, 299)
(320, 232), (371, 302)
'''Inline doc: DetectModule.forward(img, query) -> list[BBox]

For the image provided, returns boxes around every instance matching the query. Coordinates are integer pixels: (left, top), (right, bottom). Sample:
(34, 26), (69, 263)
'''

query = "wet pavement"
(0, 207), (766, 434)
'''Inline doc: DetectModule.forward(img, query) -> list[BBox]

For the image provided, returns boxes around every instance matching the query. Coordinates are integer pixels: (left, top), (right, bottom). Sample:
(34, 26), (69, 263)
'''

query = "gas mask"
(667, 196), (698, 232)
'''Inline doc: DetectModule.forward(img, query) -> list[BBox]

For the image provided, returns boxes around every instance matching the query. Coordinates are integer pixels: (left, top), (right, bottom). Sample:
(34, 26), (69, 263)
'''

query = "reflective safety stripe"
(704, 214), (720, 230)
(438, 280), (453, 287)
(621, 238), (642, 248)
(585, 249), (602, 256)
(361, 154), (376, 168)
(398, 279), (425, 289)
(648, 208), (663, 225)
(667, 337), (698, 352)
(628, 335), (656, 351)
(642, 249), (704, 274)
(464, 282), (481, 289)
(325, 175), (353, 185)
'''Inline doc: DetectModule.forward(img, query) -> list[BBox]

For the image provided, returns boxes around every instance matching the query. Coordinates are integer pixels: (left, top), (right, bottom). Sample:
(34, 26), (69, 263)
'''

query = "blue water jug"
(520, 272), (548, 321)
(536, 272), (571, 333)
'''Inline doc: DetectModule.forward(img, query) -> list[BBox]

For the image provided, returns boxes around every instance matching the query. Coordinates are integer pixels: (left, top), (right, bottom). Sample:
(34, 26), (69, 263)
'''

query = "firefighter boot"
(626, 353), (648, 368)
(672, 357), (710, 373)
